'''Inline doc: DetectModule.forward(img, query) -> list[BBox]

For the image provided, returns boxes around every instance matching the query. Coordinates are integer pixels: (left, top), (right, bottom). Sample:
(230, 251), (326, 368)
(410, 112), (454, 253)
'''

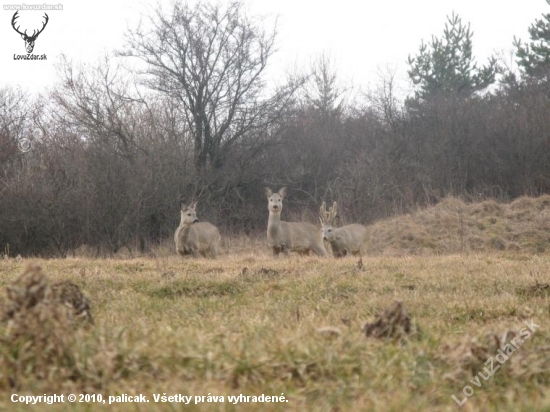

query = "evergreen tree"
(407, 12), (497, 100)
(515, 13), (550, 78)
(304, 54), (346, 122)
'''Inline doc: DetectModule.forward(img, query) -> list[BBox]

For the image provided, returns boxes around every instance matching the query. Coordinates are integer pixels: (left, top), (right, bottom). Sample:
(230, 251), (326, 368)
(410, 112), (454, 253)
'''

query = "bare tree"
(123, 1), (299, 171)
(52, 55), (147, 161)
(0, 87), (31, 168)
(365, 66), (404, 128)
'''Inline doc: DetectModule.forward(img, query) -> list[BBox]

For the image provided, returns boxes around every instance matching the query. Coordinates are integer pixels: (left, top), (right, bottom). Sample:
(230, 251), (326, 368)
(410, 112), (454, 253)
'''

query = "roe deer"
(174, 201), (221, 258)
(265, 187), (327, 257)
(320, 201), (367, 257)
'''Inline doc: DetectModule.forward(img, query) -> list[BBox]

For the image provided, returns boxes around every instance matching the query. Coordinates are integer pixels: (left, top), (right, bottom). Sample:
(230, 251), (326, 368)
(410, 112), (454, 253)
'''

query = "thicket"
(2, 5), (550, 256)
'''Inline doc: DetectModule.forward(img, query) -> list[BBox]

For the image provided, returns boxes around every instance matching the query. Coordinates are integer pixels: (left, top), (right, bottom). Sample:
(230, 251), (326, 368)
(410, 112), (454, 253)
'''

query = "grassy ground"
(364, 195), (550, 255)
(0, 252), (550, 411)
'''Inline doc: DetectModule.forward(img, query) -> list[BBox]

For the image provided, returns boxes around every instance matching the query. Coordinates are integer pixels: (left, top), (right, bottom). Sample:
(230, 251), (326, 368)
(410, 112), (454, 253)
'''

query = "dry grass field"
(363, 195), (550, 255)
(2, 197), (550, 411)
(0, 252), (550, 412)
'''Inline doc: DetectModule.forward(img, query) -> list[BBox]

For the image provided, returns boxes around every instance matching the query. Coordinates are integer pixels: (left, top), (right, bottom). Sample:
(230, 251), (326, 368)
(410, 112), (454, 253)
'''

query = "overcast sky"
(0, 0), (548, 94)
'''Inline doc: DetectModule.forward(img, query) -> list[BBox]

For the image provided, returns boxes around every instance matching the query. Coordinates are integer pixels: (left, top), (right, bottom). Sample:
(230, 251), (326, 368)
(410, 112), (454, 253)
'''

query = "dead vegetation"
(364, 195), (550, 255)
(364, 301), (413, 340)
(516, 281), (550, 298)
(2, 264), (92, 324)
(238, 267), (284, 282)
(0, 253), (549, 411)
(439, 328), (550, 383)
(0, 264), (93, 390)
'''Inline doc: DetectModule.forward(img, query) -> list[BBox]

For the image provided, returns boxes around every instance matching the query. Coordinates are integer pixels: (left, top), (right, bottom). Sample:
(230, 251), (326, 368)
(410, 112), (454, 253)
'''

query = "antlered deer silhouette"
(319, 201), (368, 258)
(11, 11), (49, 54)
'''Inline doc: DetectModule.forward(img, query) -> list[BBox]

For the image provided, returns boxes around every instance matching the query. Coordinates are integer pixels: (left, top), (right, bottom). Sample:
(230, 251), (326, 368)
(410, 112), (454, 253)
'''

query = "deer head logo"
(11, 11), (49, 54)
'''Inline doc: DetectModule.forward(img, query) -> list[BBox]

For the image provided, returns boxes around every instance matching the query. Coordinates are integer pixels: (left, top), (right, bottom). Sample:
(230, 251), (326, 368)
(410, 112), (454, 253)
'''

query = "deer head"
(319, 201), (339, 241)
(12, 11), (49, 54)
(180, 200), (199, 226)
(265, 187), (287, 214)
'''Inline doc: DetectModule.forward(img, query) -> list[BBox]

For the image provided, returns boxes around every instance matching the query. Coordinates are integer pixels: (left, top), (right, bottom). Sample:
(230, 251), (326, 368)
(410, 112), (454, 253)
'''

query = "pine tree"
(407, 12), (497, 100)
(515, 13), (550, 78)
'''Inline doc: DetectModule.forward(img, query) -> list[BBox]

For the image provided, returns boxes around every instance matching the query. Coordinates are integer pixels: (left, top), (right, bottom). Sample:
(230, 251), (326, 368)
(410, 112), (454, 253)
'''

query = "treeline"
(2, 4), (550, 256)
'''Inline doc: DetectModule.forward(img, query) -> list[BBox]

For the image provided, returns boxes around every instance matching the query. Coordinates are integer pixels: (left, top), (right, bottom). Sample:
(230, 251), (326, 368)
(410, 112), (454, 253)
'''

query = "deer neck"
(178, 214), (193, 243)
(267, 210), (282, 238)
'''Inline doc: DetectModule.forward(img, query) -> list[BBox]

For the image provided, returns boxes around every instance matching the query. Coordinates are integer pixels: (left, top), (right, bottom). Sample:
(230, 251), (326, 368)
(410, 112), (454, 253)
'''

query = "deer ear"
(191, 201), (198, 210)
(180, 200), (186, 210)
(264, 187), (273, 198)
(278, 187), (287, 198)
(333, 215), (341, 226)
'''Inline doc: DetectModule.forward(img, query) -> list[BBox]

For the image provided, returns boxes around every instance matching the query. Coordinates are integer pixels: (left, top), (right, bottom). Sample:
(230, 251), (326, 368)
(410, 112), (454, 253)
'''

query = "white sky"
(0, 0), (548, 94)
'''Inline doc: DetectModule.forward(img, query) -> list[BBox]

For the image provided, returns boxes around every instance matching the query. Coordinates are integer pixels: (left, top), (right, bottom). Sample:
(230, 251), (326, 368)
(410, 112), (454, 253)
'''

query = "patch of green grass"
(140, 280), (243, 299)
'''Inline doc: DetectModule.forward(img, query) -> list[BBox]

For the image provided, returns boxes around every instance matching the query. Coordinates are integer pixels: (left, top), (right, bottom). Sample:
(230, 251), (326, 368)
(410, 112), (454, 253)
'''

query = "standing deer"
(174, 201), (221, 258)
(320, 201), (368, 257)
(265, 187), (327, 257)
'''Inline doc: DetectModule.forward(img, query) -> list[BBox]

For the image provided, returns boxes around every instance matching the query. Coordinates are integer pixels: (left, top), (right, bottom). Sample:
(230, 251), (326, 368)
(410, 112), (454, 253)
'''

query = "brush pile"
(0, 264), (92, 388)
(364, 301), (413, 340)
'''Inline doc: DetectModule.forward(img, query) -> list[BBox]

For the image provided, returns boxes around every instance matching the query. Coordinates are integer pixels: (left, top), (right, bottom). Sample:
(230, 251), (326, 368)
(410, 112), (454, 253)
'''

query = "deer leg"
(210, 244), (219, 259)
(311, 245), (327, 257)
(272, 245), (285, 258)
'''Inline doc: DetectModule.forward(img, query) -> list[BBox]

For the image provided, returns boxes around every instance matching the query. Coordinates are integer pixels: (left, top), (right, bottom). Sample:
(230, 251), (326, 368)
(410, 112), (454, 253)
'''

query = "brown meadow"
(1, 250), (550, 411)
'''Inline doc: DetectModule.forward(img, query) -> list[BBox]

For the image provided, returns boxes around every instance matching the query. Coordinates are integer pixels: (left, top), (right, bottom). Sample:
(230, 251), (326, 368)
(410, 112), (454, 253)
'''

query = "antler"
(329, 201), (338, 224)
(30, 13), (49, 39)
(11, 11), (25, 36)
(320, 201), (330, 224)
(320, 201), (338, 224)
(11, 12), (49, 40)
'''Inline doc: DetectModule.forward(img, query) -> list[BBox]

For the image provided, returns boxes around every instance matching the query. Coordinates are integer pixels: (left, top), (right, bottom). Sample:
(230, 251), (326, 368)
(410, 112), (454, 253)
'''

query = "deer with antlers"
(11, 11), (49, 54)
(319, 201), (368, 258)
